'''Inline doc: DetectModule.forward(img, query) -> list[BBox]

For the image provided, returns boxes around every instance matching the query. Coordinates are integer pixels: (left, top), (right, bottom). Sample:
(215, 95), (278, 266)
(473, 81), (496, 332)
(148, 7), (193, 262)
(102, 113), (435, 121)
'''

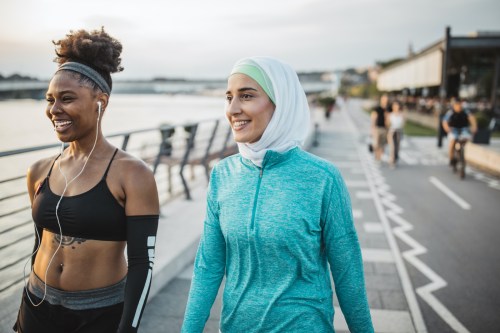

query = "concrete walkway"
(139, 102), (423, 333)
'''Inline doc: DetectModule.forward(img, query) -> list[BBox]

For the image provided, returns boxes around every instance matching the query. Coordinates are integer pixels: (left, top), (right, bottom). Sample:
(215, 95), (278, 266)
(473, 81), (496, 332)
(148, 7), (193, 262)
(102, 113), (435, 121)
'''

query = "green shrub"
(317, 96), (336, 108)
(475, 111), (491, 130)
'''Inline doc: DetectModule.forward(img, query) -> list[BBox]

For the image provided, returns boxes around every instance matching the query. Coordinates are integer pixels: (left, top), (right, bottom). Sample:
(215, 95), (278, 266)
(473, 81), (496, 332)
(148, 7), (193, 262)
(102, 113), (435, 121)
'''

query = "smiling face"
(45, 72), (103, 142)
(225, 74), (275, 144)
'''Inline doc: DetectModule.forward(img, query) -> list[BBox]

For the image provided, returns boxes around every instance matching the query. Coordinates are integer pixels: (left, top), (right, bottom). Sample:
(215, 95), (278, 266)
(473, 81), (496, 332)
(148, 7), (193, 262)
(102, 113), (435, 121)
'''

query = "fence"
(0, 117), (236, 329)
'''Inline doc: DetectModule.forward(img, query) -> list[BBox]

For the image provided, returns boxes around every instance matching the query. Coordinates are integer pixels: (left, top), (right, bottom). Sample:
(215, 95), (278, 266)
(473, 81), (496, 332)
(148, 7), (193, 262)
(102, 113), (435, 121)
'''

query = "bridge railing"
(0, 117), (235, 315)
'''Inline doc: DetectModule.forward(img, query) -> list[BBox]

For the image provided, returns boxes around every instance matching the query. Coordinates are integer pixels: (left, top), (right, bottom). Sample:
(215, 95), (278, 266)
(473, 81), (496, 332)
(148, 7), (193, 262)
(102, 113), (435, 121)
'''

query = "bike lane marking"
(344, 102), (472, 332)
(359, 149), (427, 333)
(429, 177), (471, 210)
(338, 106), (427, 332)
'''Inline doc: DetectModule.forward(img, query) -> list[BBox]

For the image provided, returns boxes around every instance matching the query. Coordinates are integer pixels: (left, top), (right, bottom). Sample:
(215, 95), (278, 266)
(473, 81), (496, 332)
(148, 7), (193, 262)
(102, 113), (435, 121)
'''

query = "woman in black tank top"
(14, 28), (160, 333)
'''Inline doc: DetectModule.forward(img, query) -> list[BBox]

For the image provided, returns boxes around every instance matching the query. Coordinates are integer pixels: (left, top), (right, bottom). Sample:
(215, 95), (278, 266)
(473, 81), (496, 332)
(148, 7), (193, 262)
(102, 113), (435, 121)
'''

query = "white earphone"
(23, 99), (103, 307)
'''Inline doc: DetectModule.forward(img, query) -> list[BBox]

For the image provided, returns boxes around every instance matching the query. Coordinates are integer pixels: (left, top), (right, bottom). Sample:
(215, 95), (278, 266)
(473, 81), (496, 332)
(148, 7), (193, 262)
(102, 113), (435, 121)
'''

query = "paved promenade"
(2, 100), (498, 332)
(140, 103), (424, 333)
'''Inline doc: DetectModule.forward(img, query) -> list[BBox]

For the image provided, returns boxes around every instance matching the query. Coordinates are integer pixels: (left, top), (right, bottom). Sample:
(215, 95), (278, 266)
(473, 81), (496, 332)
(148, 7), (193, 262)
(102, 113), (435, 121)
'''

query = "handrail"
(0, 117), (236, 301)
(0, 116), (223, 158)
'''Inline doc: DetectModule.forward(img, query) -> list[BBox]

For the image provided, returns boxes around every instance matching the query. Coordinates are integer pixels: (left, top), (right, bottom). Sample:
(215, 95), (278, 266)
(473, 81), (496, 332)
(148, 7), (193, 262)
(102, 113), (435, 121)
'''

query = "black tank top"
(374, 106), (386, 128)
(32, 149), (127, 241)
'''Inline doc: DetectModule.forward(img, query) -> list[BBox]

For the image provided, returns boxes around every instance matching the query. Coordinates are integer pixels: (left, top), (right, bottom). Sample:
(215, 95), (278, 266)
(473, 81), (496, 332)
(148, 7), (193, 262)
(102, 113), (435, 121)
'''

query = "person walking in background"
(14, 28), (159, 333)
(181, 56), (374, 333)
(387, 100), (405, 168)
(371, 94), (390, 163)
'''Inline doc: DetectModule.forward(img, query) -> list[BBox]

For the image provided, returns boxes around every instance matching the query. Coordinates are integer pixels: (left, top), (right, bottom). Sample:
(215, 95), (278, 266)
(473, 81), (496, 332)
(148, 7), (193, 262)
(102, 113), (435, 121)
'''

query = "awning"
(377, 48), (443, 91)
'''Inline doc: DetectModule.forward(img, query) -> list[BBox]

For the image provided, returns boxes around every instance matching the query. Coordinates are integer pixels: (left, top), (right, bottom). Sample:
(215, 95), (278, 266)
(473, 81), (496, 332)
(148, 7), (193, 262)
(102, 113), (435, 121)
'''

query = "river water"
(0, 94), (227, 180)
(0, 94), (225, 152)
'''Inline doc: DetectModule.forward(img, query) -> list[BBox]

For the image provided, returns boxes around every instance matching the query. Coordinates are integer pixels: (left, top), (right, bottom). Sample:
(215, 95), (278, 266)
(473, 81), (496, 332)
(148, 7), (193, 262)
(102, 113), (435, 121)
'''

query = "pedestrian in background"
(371, 94), (390, 163)
(387, 100), (405, 168)
(181, 56), (374, 333)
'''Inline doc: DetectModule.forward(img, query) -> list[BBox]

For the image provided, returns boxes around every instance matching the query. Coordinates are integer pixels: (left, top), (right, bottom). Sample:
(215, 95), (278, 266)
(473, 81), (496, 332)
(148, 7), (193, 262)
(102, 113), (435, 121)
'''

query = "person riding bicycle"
(442, 98), (477, 166)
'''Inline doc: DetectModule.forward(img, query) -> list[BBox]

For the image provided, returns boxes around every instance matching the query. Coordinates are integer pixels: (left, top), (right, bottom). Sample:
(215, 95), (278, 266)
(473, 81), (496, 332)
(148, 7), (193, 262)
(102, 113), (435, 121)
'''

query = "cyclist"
(442, 98), (477, 166)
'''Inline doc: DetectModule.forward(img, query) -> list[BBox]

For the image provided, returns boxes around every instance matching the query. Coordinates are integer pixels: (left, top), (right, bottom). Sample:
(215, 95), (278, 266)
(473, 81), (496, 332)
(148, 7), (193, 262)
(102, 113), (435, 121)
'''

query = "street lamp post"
(438, 26), (451, 148)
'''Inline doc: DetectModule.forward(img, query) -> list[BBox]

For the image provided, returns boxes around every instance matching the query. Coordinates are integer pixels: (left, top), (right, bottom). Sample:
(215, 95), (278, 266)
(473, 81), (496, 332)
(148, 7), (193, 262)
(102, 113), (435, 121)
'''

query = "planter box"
(473, 129), (491, 144)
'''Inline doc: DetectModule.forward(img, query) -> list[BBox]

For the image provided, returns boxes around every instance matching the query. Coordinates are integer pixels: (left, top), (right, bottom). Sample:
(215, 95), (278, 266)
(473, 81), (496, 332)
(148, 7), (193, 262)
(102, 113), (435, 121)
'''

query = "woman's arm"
(386, 114), (392, 129)
(26, 158), (53, 265)
(118, 158), (160, 333)
(181, 169), (226, 333)
(323, 170), (374, 333)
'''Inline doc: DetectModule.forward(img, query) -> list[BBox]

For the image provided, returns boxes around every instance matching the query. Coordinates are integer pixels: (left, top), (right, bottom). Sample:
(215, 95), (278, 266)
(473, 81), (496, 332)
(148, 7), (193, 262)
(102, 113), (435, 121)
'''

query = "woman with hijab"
(181, 57), (373, 333)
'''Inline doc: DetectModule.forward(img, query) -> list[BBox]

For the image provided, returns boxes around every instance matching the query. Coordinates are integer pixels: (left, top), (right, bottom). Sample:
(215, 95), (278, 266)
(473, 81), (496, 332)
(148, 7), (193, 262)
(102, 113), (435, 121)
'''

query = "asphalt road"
(347, 98), (500, 333)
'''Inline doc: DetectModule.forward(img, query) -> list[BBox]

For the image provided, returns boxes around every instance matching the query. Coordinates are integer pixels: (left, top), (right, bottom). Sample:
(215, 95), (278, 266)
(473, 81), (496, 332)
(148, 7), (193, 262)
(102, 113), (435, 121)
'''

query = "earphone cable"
(23, 105), (101, 307)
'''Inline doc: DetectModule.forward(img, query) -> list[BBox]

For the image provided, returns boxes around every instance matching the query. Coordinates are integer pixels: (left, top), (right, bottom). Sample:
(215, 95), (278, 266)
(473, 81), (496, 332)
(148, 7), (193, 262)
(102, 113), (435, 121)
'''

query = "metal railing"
(0, 117), (235, 300)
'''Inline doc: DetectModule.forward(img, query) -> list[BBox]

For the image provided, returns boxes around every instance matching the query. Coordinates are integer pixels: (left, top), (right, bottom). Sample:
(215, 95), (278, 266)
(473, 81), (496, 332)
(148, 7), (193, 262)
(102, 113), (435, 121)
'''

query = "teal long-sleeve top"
(182, 147), (374, 333)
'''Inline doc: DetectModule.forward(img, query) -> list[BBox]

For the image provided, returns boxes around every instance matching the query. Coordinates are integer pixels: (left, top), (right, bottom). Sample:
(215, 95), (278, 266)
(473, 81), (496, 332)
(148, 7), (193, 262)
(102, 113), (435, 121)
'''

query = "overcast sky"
(1, 0), (499, 80)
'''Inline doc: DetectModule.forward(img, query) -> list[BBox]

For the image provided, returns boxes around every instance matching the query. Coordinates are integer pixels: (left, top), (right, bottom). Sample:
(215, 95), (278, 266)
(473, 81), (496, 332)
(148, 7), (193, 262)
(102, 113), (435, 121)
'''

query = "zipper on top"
(250, 167), (264, 230)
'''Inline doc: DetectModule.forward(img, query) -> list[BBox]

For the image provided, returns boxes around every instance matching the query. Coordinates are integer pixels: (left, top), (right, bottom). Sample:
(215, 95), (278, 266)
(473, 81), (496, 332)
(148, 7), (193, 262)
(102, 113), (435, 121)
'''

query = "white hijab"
(229, 56), (310, 167)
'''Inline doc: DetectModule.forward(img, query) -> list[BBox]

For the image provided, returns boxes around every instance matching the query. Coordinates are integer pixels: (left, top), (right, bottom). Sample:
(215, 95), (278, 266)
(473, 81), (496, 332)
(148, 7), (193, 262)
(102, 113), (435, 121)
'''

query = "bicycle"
(451, 137), (467, 179)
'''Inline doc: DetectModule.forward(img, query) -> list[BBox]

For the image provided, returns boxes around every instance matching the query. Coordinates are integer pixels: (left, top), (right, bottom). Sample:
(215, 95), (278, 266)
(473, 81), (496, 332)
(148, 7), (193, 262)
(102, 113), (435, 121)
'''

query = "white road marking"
(387, 211), (471, 333)
(359, 151), (427, 333)
(362, 248), (394, 262)
(399, 151), (418, 165)
(346, 180), (369, 188)
(356, 191), (373, 199)
(338, 106), (429, 333)
(333, 161), (361, 168)
(429, 177), (471, 210)
(346, 109), (470, 332)
(467, 169), (500, 191)
(363, 222), (384, 233)
(352, 209), (363, 219)
(329, 154), (360, 160)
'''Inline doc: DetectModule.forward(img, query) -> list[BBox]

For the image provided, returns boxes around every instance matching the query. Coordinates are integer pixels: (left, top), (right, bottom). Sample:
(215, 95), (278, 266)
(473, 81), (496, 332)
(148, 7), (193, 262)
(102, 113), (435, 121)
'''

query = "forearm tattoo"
(53, 234), (87, 249)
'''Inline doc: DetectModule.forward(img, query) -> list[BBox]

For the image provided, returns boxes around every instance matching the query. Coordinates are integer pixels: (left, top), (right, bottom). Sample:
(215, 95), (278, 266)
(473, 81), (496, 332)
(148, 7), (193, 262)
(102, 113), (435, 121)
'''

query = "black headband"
(56, 62), (111, 94)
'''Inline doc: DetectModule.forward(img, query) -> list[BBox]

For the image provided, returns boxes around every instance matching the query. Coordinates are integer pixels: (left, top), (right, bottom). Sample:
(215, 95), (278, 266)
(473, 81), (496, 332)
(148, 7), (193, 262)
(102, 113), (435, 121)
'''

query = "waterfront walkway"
(140, 102), (424, 333)
(3, 100), (498, 332)
(141, 100), (500, 332)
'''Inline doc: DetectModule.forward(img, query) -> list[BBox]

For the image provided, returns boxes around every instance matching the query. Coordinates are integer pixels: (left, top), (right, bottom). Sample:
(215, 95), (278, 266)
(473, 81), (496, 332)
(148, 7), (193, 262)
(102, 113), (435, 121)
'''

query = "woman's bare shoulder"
(112, 150), (159, 214)
(113, 150), (153, 175)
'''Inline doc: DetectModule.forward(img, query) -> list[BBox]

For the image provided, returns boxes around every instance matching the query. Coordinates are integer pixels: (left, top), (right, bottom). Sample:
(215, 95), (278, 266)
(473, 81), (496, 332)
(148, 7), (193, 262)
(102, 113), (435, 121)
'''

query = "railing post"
(152, 126), (176, 174)
(179, 124), (198, 200)
(121, 134), (131, 151)
(313, 123), (320, 147)
(202, 120), (220, 182)
(220, 125), (233, 159)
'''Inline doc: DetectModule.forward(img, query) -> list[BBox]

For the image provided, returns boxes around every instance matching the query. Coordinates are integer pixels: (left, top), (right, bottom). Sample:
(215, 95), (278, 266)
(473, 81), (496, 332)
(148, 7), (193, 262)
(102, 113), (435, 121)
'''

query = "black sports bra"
(32, 149), (127, 241)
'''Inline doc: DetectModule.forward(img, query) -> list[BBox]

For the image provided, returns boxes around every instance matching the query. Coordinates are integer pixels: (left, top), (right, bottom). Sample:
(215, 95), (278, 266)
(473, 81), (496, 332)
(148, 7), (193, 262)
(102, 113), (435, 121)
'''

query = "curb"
(465, 143), (500, 177)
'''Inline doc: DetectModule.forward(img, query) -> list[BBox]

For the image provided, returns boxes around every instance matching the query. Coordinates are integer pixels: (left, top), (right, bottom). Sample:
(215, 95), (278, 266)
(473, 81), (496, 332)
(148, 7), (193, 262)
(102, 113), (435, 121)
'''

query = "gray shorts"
(28, 272), (125, 310)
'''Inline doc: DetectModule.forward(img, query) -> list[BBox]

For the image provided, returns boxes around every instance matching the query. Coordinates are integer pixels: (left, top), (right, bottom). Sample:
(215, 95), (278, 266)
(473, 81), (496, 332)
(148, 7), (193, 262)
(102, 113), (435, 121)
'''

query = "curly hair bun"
(53, 27), (123, 75)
